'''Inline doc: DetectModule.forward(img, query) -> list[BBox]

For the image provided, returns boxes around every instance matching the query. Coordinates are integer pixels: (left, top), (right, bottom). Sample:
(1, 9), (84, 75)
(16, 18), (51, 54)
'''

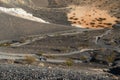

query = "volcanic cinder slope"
(0, 0), (77, 41)
(0, 12), (76, 40)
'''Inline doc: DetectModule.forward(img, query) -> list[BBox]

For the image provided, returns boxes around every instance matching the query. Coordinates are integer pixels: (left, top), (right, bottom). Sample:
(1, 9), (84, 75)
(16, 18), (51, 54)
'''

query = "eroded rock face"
(0, 0), (49, 8)
(48, 0), (73, 7)
(109, 66), (120, 75)
(47, 0), (120, 29)
(0, 0), (32, 6)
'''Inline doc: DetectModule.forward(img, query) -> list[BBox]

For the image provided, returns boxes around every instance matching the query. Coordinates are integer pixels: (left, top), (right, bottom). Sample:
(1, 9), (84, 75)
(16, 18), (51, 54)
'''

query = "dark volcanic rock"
(109, 66), (120, 75)
(112, 24), (120, 29)
(76, 50), (92, 62)
(0, 64), (116, 80)
(113, 60), (120, 67)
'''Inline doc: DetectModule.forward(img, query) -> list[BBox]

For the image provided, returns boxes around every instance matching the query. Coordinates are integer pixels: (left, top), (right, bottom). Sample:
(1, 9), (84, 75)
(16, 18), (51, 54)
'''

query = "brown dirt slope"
(31, 0), (48, 7)
(0, 13), (76, 40)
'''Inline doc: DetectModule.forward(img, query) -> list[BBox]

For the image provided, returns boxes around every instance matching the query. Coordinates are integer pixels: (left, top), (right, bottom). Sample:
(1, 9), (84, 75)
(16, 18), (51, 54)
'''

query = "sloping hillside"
(0, 0), (32, 5)
(0, 0), (119, 29)
(0, 12), (76, 40)
(48, 0), (120, 18)
(0, 0), (77, 41)
(32, 0), (120, 29)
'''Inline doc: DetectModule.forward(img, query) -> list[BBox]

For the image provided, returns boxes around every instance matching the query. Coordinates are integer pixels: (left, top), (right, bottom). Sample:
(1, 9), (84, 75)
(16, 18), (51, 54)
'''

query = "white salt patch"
(72, 24), (85, 28)
(0, 7), (49, 23)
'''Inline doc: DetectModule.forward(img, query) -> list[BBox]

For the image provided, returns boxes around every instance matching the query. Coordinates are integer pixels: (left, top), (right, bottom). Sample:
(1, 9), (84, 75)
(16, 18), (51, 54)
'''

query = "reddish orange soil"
(67, 5), (117, 29)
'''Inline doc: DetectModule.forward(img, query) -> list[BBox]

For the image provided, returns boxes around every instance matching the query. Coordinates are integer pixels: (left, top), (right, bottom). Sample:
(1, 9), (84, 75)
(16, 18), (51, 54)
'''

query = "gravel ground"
(0, 64), (117, 80)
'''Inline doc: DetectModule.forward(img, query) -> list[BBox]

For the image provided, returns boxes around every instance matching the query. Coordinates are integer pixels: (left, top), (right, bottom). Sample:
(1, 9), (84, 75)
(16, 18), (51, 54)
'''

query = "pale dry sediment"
(0, 7), (49, 23)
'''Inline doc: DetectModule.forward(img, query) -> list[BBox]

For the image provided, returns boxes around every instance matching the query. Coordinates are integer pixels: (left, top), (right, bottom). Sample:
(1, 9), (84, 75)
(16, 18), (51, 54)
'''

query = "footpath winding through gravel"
(0, 49), (90, 63)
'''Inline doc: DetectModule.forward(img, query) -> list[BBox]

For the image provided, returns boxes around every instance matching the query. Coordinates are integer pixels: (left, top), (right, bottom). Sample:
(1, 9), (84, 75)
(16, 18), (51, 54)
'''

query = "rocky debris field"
(0, 64), (117, 80)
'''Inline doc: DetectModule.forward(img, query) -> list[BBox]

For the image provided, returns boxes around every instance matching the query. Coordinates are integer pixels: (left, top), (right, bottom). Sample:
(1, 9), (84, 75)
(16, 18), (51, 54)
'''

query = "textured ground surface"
(0, 12), (76, 40)
(0, 0), (120, 80)
(0, 64), (116, 80)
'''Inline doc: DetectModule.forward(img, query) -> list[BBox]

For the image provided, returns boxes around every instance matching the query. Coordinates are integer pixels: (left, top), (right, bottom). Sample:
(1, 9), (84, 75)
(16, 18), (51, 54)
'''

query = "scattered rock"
(113, 60), (120, 66)
(0, 64), (116, 80)
(109, 66), (120, 75)
(112, 24), (120, 29)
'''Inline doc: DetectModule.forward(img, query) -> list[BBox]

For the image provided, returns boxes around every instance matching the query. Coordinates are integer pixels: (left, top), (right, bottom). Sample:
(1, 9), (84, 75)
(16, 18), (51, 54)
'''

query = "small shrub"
(65, 59), (74, 66)
(60, 47), (71, 52)
(37, 53), (43, 56)
(19, 39), (26, 43)
(105, 53), (116, 65)
(36, 51), (46, 56)
(0, 43), (11, 47)
(80, 43), (89, 48)
(25, 56), (36, 64)
(80, 56), (88, 61)
(7, 59), (14, 64)
(45, 55), (56, 59)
